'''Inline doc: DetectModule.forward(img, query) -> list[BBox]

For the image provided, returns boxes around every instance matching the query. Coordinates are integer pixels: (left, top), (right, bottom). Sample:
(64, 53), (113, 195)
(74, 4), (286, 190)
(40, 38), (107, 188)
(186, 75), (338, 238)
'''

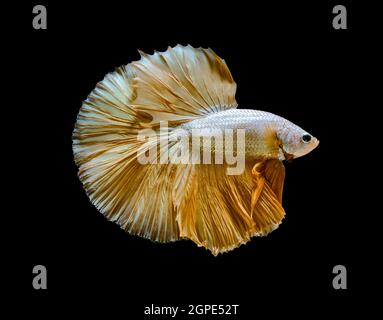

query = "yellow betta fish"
(73, 45), (319, 255)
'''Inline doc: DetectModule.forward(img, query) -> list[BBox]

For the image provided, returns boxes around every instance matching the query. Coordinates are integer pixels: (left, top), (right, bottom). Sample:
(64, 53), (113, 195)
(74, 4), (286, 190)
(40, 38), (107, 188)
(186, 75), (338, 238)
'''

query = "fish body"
(180, 108), (319, 161)
(73, 45), (319, 255)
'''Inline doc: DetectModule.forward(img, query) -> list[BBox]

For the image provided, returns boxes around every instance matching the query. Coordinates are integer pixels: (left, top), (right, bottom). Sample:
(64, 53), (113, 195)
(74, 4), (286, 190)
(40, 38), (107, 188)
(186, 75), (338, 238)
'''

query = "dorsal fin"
(129, 44), (237, 126)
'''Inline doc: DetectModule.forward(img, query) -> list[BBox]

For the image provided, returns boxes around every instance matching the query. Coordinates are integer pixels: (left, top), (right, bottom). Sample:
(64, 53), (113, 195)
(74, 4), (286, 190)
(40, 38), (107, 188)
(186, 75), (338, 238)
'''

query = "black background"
(7, 1), (380, 317)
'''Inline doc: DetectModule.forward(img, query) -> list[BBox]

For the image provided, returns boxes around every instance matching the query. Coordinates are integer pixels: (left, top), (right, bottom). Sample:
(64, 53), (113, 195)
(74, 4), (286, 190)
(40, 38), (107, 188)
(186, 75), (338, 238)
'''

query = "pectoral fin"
(251, 159), (286, 235)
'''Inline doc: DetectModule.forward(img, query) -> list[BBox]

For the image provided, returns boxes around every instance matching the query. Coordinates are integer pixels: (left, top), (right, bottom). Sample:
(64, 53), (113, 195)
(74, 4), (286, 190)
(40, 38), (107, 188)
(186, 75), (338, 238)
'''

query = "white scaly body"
(181, 109), (318, 160)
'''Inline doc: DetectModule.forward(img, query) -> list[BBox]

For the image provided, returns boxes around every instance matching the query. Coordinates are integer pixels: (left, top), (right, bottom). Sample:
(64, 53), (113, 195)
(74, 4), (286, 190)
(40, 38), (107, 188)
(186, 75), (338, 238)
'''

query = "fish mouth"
(306, 137), (320, 156)
(313, 138), (320, 149)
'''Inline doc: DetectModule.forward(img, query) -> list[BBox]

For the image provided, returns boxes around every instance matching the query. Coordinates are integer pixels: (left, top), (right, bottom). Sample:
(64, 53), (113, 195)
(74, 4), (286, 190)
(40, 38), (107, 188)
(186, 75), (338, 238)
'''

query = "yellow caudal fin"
(176, 160), (286, 255)
(73, 45), (237, 243)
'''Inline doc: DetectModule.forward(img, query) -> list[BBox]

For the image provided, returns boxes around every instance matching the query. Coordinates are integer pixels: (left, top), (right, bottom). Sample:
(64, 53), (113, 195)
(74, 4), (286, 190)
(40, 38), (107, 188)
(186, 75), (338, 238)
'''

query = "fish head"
(277, 122), (319, 160)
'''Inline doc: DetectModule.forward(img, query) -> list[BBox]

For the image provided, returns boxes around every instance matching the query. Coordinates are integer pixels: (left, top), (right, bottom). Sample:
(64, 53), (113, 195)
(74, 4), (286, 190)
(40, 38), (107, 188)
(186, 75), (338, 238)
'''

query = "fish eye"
(301, 134), (312, 143)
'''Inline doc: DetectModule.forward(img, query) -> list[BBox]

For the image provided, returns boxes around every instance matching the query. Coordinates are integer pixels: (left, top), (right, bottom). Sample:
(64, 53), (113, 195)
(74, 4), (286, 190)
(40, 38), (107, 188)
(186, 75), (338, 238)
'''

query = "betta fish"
(73, 45), (319, 255)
